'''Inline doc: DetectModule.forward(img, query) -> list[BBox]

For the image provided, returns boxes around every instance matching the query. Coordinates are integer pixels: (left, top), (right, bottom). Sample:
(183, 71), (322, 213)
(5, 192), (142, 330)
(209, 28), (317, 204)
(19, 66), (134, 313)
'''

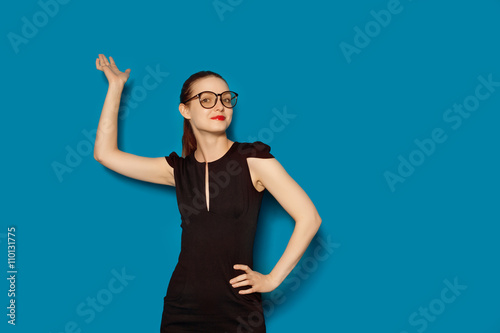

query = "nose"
(213, 96), (225, 111)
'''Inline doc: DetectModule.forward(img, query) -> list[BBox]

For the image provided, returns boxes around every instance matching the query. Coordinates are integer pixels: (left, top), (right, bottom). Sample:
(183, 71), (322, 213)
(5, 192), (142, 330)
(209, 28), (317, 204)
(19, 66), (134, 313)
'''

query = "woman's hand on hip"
(230, 264), (279, 294)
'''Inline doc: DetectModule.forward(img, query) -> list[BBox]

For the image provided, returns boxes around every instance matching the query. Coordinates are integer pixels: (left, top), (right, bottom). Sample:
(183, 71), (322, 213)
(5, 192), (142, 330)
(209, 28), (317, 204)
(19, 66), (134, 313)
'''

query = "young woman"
(94, 54), (322, 332)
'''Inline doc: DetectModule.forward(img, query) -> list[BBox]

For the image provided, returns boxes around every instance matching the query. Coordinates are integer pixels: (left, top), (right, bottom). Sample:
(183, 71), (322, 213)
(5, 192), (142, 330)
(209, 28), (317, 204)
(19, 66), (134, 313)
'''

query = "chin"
(214, 119), (231, 127)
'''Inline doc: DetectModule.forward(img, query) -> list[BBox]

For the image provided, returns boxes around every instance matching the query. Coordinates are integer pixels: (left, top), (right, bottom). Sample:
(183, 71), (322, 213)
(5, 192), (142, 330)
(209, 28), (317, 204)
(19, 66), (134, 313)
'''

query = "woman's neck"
(193, 133), (233, 163)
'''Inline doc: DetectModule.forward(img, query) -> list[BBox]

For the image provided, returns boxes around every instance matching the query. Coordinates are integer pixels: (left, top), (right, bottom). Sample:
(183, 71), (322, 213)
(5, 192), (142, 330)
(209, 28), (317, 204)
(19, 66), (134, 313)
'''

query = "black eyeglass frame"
(182, 90), (238, 109)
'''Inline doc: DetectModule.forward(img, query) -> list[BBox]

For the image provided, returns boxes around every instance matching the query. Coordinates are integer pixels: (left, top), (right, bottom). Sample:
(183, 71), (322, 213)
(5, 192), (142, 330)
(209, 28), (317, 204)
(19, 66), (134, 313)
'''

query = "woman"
(94, 54), (322, 332)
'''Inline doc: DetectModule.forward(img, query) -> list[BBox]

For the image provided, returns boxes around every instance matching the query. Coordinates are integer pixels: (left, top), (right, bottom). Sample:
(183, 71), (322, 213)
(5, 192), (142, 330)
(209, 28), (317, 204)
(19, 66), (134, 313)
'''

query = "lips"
(211, 115), (226, 121)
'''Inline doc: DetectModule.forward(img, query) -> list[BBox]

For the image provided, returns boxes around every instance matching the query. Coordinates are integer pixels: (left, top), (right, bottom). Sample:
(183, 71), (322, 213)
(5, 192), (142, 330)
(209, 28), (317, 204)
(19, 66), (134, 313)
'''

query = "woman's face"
(180, 76), (233, 135)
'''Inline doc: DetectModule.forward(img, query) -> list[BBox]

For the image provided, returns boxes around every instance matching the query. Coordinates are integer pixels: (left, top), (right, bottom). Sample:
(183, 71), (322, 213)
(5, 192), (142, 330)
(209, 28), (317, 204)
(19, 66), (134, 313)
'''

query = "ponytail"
(182, 118), (197, 157)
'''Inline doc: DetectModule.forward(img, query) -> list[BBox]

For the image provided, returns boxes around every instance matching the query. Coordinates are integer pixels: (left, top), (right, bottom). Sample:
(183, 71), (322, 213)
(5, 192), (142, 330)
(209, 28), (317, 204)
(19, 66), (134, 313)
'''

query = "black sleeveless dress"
(160, 141), (274, 333)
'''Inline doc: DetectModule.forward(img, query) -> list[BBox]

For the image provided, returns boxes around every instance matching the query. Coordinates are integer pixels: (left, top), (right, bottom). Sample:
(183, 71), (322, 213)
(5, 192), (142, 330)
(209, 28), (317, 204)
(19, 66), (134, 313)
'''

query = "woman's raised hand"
(95, 54), (131, 87)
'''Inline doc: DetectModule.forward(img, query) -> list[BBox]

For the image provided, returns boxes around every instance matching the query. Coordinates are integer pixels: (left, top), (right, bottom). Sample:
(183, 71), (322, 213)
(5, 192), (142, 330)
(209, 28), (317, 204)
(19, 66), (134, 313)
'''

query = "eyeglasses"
(182, 91), (238, 109)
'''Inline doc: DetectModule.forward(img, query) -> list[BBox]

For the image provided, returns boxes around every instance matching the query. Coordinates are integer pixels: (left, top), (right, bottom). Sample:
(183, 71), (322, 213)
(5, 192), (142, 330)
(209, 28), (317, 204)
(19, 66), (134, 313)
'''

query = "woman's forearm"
(268, 217), (322, 287)
(94, 83), (124, 160)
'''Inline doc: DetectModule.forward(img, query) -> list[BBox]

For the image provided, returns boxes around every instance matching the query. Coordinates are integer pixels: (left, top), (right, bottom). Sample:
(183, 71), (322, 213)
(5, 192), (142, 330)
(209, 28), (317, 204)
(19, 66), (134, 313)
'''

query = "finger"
(239, 287), (254, 295)
(96, 58), (107, 71)
(95, 58), (101, 70)
(109, 56), (119, 69)
(232, 280), (251, 288)
(100, 54), (109, 66)
(125, 68), (131, 75)
(98, 54), (105, 67)
(233, 264), (250, 272)
(229, 274), (248, 284)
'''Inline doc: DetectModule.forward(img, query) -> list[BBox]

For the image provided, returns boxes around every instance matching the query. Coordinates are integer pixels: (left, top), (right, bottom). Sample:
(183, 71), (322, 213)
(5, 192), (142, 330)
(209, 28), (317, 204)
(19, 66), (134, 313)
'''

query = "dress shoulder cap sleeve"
(164, 151), (180, 169)
(238, 141), (274, 159)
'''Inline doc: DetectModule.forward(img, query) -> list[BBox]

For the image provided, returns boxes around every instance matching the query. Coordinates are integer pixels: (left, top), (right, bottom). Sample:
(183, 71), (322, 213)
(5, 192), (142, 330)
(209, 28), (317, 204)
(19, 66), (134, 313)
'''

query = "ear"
(179, 103), (191, 120)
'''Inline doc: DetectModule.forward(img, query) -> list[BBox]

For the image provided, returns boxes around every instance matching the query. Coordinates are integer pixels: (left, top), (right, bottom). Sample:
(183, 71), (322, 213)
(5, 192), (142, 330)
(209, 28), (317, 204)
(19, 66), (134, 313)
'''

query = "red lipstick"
(211, 116), (226, 121)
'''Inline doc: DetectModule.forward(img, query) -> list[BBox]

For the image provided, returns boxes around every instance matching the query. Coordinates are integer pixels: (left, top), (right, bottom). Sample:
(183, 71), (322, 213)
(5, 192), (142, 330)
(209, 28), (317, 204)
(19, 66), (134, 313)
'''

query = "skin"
(95, 54), (322, 295)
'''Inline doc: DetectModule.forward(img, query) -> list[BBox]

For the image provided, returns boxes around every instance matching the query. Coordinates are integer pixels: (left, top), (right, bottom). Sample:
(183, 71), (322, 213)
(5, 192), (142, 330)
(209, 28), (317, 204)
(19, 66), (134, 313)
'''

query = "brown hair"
(179, 71), (228, 157)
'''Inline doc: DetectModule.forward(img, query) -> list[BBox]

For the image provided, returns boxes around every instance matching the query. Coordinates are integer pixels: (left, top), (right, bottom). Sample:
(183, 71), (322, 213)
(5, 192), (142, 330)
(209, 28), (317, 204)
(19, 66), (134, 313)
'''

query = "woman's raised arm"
(94, 54), (174, 186)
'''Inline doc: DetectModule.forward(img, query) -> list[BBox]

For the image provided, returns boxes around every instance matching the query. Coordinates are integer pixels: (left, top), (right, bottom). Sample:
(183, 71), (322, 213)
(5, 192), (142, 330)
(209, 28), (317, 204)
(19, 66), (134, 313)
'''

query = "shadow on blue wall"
(256, 191), (329, 322)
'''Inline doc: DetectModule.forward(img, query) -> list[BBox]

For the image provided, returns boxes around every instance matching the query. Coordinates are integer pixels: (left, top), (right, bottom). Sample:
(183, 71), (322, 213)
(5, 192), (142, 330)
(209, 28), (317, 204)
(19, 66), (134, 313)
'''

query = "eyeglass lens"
(199, 91), (237, 108)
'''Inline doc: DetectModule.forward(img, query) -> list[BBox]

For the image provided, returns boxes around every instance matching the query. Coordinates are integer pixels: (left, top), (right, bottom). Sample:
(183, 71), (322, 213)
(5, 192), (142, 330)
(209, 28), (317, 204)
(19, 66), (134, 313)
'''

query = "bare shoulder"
(247, 156), (319, 222)
(246, 157), (283, 192)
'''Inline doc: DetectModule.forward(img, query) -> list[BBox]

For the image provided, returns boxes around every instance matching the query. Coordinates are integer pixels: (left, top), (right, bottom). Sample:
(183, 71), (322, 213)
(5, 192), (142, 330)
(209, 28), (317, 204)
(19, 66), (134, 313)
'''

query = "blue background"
(2, 0), (500, 332)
